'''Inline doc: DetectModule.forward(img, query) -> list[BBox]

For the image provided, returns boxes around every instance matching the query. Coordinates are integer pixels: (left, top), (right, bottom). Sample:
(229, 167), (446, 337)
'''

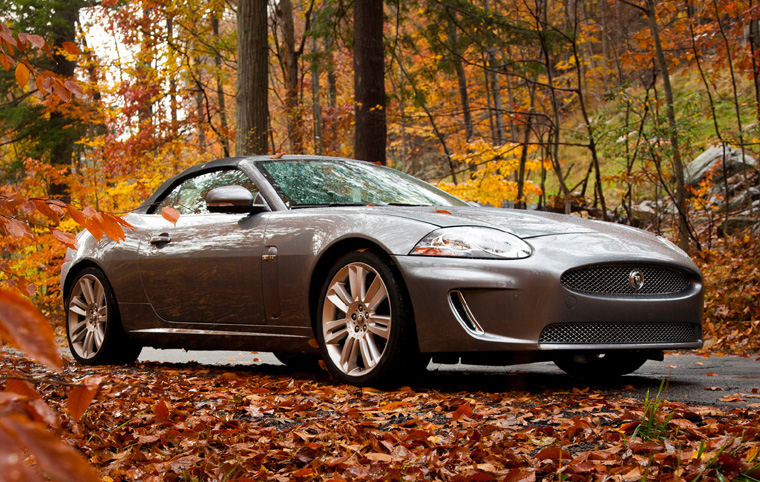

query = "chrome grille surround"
(538, 322), (701, 345)
(561, 263), (690, 296)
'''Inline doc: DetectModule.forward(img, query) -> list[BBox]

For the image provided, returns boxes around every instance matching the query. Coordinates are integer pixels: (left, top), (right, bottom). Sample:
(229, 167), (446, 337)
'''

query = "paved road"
(139, 348), (760, 407)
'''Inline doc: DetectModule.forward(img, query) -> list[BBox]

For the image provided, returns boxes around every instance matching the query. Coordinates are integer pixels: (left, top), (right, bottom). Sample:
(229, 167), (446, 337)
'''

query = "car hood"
(364, 205), (599, 238)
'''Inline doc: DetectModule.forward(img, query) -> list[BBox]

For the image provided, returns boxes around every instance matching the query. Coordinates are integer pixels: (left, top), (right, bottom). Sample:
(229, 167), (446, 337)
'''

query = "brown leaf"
(4, 218), (32, 239)
(25, 34), (45, 49)
(535, 446), (572, 461)
(0, 425), (42, 482)
(503, 468), (536, 482)
(50, 229), (77, 249)
(67, 376), (102, 422)
(307, 337), (319, 348)
(161, 206), (180, 226)
(51, 80), (71, 102)
(0, 52), (11, 71)
(5, 379), (38, 399)
(270, 152), (284, 159)
(0, 416), (100, 482)
(0, 289), (62, 371)
(452, 402), (473, 420)
(67, 205), (86, 226)
(14, 62), (29, 88)
(63, 79), (83, 98)
(153, 400), (170, 420)
(60, 41), (80, 56)
(100, 213), (125, 242)
(27, 399), (61, 428)
(364, 452), (392, 462)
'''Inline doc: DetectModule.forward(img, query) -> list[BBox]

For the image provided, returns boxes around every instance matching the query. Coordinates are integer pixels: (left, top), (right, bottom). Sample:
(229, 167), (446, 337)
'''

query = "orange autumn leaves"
(0, 21), (83, 102)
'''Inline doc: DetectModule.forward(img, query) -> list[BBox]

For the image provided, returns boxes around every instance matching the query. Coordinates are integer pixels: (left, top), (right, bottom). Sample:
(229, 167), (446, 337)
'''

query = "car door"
(137, 168), (268, 325)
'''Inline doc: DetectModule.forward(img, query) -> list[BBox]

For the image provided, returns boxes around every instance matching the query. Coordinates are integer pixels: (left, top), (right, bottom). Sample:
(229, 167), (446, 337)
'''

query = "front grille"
(561, 263), (690, 296)
(539, 322), (701, 345)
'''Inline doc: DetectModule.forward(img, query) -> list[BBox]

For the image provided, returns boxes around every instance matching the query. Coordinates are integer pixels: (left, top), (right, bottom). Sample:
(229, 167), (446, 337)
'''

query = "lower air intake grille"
(539, 322), (701, 345)
(561, 264), (690, 296)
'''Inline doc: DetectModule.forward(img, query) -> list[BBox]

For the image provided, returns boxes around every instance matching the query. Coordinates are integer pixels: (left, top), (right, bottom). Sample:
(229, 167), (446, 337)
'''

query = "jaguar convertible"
(61, 155), (703, 385)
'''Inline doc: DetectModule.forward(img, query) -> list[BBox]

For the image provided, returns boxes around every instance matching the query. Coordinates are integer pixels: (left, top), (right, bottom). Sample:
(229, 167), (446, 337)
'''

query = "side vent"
(448, 290), (485, 335)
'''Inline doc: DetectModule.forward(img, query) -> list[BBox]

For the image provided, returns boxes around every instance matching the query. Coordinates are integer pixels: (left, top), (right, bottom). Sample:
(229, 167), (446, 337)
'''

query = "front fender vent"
(448, 290), (484, 335)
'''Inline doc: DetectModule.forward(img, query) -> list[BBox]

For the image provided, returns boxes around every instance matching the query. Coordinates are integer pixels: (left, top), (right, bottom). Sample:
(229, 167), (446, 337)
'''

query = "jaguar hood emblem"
(629, 269), (645, 291)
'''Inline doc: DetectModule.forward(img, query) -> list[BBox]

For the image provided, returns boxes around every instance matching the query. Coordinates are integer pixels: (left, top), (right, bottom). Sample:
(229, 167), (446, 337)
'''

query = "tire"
(272, 352), (320, 371)
(316, 250), (416, 386)
(553, 352), (648, 378)
(65, 267), (142, 364)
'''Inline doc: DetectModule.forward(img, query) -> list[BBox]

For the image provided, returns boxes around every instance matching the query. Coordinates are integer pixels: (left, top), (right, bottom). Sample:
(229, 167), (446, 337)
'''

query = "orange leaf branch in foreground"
(0, 290), (62, 371)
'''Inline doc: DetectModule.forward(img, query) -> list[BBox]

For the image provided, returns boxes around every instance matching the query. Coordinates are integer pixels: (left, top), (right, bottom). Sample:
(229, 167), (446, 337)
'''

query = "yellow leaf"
(15, 62), (29, 88)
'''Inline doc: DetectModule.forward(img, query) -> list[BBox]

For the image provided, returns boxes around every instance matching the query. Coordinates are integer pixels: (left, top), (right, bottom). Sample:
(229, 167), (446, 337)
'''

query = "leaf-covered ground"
(696, 235), (760, 356)
(2, 349), (759, 481)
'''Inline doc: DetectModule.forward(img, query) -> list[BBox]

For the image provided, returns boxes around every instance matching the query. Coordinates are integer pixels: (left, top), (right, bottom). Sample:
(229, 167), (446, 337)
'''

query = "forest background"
(0, 0), (760, 479)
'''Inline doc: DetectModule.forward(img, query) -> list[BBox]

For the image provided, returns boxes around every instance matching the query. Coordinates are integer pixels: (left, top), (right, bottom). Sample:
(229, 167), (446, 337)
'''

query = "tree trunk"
(167, 15), (178, 135)
(644, 0), (690, 252)
(750, 0), (760, 124)
(536, 0), (571, 213)
(353, 0), (386, 164)
(311, 29), (323, 155)
(212, 14), (231, 157)
(236, 0), (269, 155)
(446, 17), (473, 142)
(277, 0), (303, 152)
(49, 1), (81, 201)
(516, 86), (536, 209)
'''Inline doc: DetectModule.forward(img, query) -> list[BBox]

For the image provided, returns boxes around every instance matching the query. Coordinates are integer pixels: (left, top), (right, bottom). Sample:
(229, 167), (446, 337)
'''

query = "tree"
(353, 0), (386, 164)
(236, 0), (269, 155)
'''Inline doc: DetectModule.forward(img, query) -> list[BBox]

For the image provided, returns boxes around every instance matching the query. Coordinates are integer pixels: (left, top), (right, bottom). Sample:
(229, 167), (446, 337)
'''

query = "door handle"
(150, 233), (171, 244)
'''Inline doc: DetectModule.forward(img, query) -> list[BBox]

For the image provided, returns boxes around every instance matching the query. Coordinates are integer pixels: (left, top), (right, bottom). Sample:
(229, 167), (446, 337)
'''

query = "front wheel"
(316, 250), (415, 386)
(65, 267), (141, 364)
(553, 352), (648, 378)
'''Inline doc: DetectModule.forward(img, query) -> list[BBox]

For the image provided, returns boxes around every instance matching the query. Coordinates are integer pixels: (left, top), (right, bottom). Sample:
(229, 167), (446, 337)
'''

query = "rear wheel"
(553, 352), (647, 378)
(65, 267), (141, 364)
(316, 250), (416, 386)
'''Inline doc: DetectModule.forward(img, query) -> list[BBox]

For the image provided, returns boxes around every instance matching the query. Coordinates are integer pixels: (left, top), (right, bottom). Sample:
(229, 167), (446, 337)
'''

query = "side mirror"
(206, 185), (264, 213)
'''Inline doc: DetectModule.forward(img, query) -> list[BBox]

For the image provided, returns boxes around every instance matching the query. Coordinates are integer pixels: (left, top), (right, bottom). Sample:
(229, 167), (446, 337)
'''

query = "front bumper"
(393, 234), (703, 354)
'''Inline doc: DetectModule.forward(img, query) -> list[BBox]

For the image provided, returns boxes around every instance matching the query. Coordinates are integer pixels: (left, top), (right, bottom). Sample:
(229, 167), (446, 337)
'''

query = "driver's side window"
(156, 169), (259, 215)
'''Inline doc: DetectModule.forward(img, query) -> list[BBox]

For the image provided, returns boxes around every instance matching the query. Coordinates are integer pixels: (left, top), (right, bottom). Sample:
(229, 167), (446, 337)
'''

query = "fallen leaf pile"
(1, 349), (758, 481)
(696, 235), (760, 355)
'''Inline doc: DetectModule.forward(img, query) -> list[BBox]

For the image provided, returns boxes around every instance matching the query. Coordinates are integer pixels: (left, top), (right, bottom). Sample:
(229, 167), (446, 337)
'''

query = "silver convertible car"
(61, 156), (703, 385)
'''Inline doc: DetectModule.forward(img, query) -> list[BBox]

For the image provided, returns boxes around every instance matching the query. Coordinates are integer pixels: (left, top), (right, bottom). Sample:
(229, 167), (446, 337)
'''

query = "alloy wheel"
(321, 262), (392, 376)
(67, 274), (108, 360)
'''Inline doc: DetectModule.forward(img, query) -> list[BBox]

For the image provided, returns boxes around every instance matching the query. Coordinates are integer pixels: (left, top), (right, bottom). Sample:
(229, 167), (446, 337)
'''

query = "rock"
(726, 190), (753, 212)
(632, 200), (657, 222)
(718, 216), (760, 236)
(684, 145), (758, 186)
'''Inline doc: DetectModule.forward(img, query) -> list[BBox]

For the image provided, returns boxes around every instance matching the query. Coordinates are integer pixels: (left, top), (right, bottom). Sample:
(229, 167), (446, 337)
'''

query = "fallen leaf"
(161, 206), (180, 226)
(67, 376), (103, 422)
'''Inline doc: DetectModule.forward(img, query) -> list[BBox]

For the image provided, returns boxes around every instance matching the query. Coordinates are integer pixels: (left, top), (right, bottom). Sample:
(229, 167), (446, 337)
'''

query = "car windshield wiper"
(383, 202), (431, 207)
(292, 202), (372, 208)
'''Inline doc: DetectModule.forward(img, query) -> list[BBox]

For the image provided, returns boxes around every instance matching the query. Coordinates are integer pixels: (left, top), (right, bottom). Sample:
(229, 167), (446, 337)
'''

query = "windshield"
(255, 159), (468, 208)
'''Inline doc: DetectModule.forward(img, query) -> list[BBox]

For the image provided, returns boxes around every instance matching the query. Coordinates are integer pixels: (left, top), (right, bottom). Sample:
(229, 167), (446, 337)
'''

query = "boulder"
(684, 145), (758, 186)
(718, 216), (760, 236)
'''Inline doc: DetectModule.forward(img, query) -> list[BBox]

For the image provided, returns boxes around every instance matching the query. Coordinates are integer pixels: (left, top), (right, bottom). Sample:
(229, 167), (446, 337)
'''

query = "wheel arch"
(63, 259), (109, 300)
(307, 237), (417, 348)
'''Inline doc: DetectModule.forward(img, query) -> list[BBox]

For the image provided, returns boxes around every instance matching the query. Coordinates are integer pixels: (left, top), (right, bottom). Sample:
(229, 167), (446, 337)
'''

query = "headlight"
(410, 227), (532, 259)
